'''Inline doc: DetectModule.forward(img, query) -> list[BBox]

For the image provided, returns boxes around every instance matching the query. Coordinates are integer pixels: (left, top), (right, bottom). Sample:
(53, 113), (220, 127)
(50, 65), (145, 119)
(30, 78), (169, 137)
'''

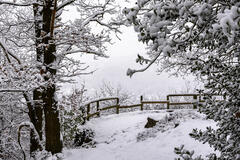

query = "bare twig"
(0, 40), (21, 64)
(0, 1), (37, 6)
(57, 0), (75, 12)
(0, 89), (25, 93)
(127, 52), (161, 77)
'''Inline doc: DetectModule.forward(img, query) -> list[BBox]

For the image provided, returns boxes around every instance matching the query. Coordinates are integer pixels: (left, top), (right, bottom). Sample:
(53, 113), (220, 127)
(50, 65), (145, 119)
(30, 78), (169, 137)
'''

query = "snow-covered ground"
(64, 110), (217, 160)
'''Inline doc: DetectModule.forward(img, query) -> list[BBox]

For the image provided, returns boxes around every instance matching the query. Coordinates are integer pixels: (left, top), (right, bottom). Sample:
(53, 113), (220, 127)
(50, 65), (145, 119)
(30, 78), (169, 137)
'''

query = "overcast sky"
(60, 3), (200, 97)
(61, 27), (199, 96)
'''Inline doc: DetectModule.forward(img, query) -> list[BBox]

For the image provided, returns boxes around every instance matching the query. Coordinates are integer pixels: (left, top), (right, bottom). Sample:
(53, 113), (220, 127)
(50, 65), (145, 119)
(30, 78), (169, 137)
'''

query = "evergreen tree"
(124, 0), (240, 159)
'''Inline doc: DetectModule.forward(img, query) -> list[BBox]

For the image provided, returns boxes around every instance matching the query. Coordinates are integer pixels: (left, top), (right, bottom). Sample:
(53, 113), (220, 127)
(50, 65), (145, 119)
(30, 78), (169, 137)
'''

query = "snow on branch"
(0, 0), (37, 6)
(0, 40), (21, 64)
(127, 53), (160, 77)
(80, 11), (106, 28)
(57, 0), (75, 12)
(63, 49), (109, 58)
(18, 121), (43, 160)
(0, 89), (25, 93)
(95, 20), (122, 34)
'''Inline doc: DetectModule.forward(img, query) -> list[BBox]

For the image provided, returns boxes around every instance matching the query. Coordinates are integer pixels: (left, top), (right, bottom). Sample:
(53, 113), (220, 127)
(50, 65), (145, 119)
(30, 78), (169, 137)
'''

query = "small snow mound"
(137, 110), (202, 142)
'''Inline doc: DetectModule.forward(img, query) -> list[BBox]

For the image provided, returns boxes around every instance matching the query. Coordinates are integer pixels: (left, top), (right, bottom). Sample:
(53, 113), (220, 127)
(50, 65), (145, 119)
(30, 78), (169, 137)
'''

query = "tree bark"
(29, 1), (44, 154)
(23, 93), (43, 154)
(32, 90), (43, 141)
(43, 85), (62, 154)
(41, 0), (62, 154)
(32, 0), (62, 154)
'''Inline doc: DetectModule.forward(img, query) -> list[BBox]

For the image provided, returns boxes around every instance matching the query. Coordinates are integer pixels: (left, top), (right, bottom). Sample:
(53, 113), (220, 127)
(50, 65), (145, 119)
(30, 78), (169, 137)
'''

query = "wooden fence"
(85, 93), (208, 120)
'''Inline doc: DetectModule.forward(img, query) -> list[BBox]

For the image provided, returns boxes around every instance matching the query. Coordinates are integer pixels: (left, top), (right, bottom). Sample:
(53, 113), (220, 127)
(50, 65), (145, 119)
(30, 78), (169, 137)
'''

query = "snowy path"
(64, 110), (216, 160)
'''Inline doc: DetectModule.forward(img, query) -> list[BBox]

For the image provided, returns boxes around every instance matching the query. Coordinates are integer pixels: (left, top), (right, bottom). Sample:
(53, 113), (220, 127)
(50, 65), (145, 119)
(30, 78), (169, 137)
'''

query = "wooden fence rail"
(84, 94), (216, 120)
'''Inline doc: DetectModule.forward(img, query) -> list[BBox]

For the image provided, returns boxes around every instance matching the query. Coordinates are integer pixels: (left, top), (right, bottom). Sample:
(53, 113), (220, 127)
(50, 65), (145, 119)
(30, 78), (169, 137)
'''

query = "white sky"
(62, 27), (198, 96)
(60, 2), (200, 96)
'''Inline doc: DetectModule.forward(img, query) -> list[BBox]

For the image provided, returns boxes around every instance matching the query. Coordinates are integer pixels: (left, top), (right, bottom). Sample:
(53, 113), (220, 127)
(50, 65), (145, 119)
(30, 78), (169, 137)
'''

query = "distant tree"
(124, 0), (239, 159)
(94, 81), (135, 105)
(94, 81), (135, 113)
(0, 0), (123, 158)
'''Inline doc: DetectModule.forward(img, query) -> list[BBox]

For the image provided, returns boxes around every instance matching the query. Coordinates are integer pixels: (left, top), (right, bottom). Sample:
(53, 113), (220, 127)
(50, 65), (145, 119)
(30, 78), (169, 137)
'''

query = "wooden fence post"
(87, 103), (90, 121)
(193, 95), (197, 109)
(96, 101), (100, 117)
(167, 95), (170, 109)
(140, 95), (143, 111)
(116, 98), (119, 114)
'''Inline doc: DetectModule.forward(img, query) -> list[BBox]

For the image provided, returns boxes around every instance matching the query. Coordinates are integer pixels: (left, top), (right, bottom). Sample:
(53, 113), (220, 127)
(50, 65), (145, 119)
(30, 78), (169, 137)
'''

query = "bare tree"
(94, 81), (135, 105)
(0, 0), (123, 158)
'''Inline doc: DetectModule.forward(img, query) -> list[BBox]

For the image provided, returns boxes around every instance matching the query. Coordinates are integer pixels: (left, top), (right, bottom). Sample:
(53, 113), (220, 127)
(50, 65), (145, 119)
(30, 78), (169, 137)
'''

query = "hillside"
(64, 110), (217, 160)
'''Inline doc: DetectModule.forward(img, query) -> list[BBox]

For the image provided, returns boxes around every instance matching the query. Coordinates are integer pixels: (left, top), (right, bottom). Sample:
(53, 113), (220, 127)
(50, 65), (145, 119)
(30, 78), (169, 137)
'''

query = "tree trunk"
(27, 1), (45, 155)
(31, 89), (43, 151)
(43, 85), (62, 154)
(41, 37), (62, 154)
(41, 0), (62, 154)
(23, 93), (43, 154)
(32, 0), (62, 154)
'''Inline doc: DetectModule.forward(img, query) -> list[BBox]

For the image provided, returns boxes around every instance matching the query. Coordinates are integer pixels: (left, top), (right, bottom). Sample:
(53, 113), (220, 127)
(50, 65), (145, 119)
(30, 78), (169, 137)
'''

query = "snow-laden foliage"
(174, 145), (204, 160)
(123, 0), (239, 76)
(124, 0), (240, 159)
(188, 63), (240, 159)
(73, 127), (96, 148)
(174, 145), (218, 160)
(59, 87), (89, 147)
(0, 92), (27, 160)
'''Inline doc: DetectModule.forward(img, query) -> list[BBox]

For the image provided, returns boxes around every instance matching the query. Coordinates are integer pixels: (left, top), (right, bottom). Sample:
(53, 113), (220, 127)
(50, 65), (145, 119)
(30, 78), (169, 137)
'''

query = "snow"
(64, 110), (217, 160)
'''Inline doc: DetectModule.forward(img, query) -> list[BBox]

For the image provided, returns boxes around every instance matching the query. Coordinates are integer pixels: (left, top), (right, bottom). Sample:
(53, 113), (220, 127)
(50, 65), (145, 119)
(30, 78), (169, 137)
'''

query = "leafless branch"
(0, 89), (25, 93)
(64, 49), (109, 58)
(57, 0), (75, 12)
(127, 52), (160, 77)
(0, 40), (21, 64)
(0, 1), (37, 6)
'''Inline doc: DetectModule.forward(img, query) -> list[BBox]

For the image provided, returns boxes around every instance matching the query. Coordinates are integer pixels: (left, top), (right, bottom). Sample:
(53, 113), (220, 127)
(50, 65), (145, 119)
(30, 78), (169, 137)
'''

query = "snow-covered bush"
(174, 145), (218, 160)
(187, 58), (240, 159)
(73, 128), (96, 148)
(125, 0), (239, 159)
(59, 87), (89, 147)
(174, 145), (204, 160)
